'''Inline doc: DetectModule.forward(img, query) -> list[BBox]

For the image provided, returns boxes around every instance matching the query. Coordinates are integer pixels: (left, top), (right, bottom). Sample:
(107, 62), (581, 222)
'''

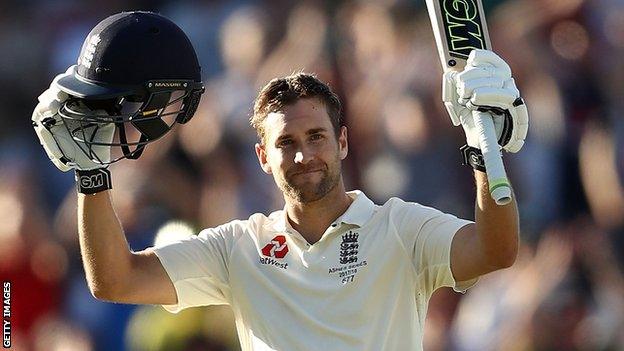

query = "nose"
(294, 145), (314, 164)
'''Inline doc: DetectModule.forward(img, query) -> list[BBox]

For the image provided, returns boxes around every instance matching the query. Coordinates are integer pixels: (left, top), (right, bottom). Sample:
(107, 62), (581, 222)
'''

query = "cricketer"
(32, 10), (528, 351)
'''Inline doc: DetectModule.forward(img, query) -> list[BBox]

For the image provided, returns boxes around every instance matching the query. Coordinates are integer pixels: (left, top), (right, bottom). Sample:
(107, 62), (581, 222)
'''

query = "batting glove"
(32, 66), (115, 193)
(443, 49), (529, 155)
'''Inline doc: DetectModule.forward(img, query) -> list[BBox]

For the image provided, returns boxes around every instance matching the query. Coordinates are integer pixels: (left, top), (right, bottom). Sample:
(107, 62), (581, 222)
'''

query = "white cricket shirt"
(154, 190), (476, 351)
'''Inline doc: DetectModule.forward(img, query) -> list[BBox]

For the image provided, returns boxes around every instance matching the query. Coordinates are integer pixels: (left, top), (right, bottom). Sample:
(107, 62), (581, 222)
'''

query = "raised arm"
(450, 171), (519, 282)
(78, 191), (176, 305)
(441, 50), (528, 282)
(33, 13), (205, 306)
(32, 72), (179, 306)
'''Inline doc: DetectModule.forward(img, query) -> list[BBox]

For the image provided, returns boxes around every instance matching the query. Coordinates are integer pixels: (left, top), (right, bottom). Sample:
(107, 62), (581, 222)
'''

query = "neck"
(284, 180), (352, 244)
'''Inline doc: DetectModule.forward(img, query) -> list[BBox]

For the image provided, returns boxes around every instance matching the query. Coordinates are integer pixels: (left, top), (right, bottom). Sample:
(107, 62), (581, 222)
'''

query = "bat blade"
(425, 0), (492, 72)
(425, 0), (512, 205)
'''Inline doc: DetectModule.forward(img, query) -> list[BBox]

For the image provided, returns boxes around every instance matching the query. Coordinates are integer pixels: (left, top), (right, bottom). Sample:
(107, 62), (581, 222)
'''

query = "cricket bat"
(425, 0), (512, 205)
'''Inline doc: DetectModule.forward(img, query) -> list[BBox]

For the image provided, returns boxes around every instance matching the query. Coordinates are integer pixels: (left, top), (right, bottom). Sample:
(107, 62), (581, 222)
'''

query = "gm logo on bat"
(440, 0), (486, 59)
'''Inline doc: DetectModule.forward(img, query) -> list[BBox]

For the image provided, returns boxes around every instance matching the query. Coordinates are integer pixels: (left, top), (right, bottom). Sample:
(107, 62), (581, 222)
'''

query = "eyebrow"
(275, 128), (328, 142)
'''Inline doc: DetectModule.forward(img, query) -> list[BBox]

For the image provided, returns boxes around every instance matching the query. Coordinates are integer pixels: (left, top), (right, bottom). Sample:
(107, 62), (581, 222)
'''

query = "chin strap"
(75, 168), (112, 194)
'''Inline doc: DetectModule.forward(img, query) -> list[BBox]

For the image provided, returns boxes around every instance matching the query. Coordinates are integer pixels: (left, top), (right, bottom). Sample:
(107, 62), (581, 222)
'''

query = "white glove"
(442, 49), (528, 153)
(32, 67), (115, 171)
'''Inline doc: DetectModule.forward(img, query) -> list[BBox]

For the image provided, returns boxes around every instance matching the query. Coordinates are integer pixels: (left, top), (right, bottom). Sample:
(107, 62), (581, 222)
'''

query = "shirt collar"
(335, 190), (376, 227)
(269, 190), (376, 232)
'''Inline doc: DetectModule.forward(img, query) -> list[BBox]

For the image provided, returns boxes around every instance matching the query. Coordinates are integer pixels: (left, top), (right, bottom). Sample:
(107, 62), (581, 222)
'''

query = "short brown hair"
(251, 73), (343, 143)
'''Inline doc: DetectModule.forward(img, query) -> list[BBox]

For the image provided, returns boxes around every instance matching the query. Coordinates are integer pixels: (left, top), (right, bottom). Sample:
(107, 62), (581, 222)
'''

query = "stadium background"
(1, 0), (623, 350)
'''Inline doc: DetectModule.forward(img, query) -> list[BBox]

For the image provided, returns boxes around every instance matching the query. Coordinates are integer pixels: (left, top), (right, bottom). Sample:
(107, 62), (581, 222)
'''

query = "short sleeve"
(153, 226), (233, 313)
(391, 199), (477, 296)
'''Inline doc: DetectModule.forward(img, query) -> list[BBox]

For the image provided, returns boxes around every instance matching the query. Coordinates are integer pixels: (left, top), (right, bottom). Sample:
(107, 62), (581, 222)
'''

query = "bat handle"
(472, 110), (512, 205)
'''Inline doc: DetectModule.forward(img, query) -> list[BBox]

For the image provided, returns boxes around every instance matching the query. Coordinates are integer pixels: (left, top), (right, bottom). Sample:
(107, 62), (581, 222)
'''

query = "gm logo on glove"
(80, 173), (105, 189)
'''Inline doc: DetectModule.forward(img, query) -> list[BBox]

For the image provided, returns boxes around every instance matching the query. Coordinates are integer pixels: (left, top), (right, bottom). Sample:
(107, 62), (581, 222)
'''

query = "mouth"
(293, 169), (323, 176)
(289, 168), (325, 178)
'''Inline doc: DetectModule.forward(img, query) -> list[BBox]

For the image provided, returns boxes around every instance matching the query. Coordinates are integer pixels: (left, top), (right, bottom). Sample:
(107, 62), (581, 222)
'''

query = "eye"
(310, 133), (324, 142)
(277, 139), (293, 148)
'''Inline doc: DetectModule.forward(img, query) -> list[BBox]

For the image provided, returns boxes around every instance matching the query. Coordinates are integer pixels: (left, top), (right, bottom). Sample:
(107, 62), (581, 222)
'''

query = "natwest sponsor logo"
(261, 235), (289, 259)
(259, 257), (288, 269)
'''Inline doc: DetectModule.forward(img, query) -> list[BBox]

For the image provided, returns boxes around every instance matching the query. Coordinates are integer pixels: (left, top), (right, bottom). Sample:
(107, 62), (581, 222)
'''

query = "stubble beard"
(279, 161), (342, 204)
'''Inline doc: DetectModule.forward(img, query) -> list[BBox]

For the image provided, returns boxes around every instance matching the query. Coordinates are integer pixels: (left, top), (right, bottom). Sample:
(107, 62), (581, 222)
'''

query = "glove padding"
(32, 67), (115, 171)
(443, 49), (528, 153)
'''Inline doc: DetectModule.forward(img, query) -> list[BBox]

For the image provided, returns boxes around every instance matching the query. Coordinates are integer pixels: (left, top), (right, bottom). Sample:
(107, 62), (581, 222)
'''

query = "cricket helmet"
(55, 11), (204, 163)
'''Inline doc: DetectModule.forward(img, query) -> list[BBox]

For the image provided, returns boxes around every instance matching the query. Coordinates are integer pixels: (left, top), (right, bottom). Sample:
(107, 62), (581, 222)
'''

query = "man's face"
(255, 98), (348, 203)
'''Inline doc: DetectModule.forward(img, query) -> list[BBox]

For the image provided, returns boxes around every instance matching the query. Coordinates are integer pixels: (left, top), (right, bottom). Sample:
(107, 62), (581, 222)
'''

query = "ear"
(255, 143), (272, 174)
(338, 126), (348, 160)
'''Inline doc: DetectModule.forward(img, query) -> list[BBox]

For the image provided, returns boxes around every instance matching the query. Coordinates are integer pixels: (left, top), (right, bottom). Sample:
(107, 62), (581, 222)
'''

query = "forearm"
(78, 190), (133, 299)
(474, 170), (519, 268)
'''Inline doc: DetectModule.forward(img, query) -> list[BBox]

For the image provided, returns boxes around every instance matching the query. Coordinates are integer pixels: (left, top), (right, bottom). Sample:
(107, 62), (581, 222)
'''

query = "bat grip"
(473, 110), (512, 205)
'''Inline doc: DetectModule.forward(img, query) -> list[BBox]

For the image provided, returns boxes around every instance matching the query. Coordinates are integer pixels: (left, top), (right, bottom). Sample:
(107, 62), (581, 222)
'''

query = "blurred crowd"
(1, 0), (623, 350)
